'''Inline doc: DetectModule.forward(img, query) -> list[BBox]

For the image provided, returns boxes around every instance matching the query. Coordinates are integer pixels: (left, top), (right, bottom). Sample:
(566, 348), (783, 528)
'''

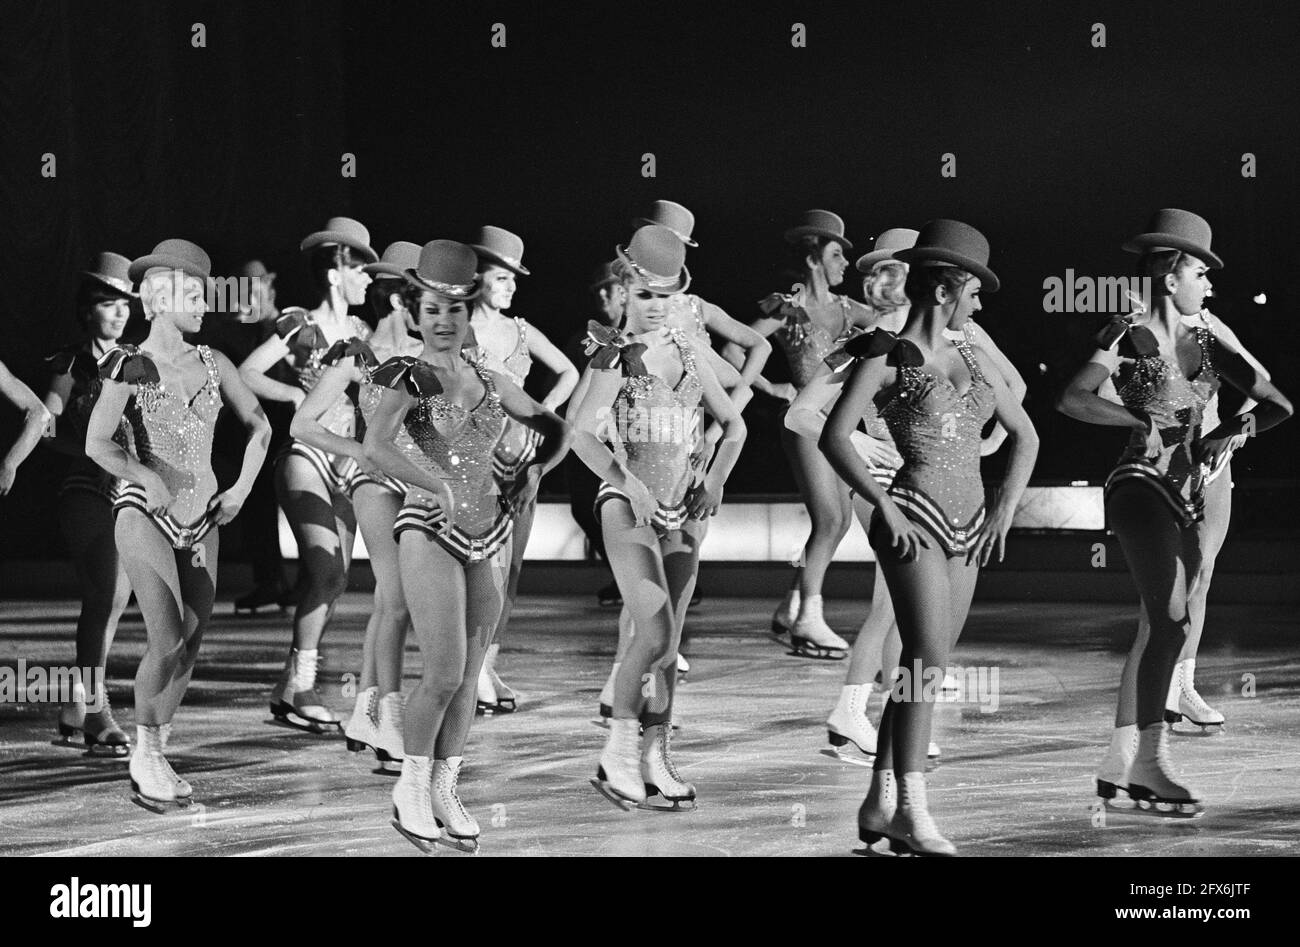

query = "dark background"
(2, 0), (1297, 557)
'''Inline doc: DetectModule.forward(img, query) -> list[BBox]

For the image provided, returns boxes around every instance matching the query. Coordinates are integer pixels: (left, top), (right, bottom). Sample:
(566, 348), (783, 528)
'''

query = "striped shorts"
(870, 486), (987, 558)
(1104, 461), (1205, 528)
(276, 441), (361, 498)
(594, 482), (691, 535)
(113, 482), (219, 551)
(393, 498), (513, 565)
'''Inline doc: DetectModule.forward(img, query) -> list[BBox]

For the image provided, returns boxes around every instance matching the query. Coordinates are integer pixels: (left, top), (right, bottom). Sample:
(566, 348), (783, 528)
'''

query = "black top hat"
(894, 219), (999, 293)
(364, 241), (422, 279)
(855, 228), (919, 273)
(616, 226), (691, 295)
(469, 226), (530, 276)
(634, 200), (698, 248)
(82, 252), (137, 297)
(404, 240), (482, 301)
(1122, 208), (1224, 269)
(299, 217), (379, 264)
(783, 209), (854, 252)
(128, 239), (213, 282)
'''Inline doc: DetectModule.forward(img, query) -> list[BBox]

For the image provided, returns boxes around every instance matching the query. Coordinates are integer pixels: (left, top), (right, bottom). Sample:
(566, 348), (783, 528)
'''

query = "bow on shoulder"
(583, 320), (648, 375)
(1095, 314), (1160, 358)
(825, 328), (925, 371)
(97, 346), (161, 385)
(370, 356), (444, 398)
(321, 338), (379, 369)
(274, 307), (326, 350)
(45, 345), (98, 379)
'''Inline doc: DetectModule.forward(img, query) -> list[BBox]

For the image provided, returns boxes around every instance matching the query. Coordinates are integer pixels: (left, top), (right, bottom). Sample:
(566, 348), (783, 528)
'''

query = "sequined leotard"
(844, 328), (996, 556)
(98, 345), (223, 550)
(378, 356), (513, 564)
(1100, 319), (1220, 527)
(46, 342), (132, 501)
(275, 306), (371, 495)
(666, 294), (709, 344)
(825, 344), (900, 491)
(351, 335), (423, 498)
(588, 325), (704, 533)
(471, 316), (542, 483)
(761, 291), (856, 388)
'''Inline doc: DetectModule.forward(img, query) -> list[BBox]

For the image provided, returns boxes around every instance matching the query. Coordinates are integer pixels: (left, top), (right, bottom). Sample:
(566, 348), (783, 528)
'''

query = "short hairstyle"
(364, 276), (405, 327)
(903, 264), (972, 305)
(74, 277), (128, 330)
(863, 260), (909, 312)
(306, 244), (363, 304)
(1136, 249), (1199, 296)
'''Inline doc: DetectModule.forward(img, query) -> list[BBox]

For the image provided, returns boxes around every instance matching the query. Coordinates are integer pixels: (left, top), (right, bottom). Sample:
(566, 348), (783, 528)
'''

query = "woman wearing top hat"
(787, 229), (1027, 764)
(1058, 209), (1291, 817)
(86, 239), (270, 810)
(41, 253), (137, 755)
(239, 217), (377, 734)
(362, 240), (570, 853)
(749, 210), (875, 658)
(571, 225), (746, 810)
(290, 241), (423, 772)
(821, 220), (1038, 854)
(464, 225), (579, 716)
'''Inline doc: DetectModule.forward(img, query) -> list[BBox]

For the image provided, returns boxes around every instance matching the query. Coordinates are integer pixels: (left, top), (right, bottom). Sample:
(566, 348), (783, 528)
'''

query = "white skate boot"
(596, 661), (620, 724)
(592, 718), (646, 809)
(129, 725), (191, 813)
(157, 722), (191, 799)
(825, 683), (877, 763)
(270, 648), (341, 733)
(789, 594), (849, 659)
(1166, 659), (1225, 731)
(1127, 723), (1203, 817)
(344, 686), (379, 753)
(639, 722), (696, 810)
(676, 652), (690, 679)
(374, 691), (405, 774)
(391, 755), (440, 853)
(430, 757), (480, 853)
(1095, 723), (1138, 807)
(889, 772), (956, 856)
(857, 768), (897, 853)
(476, 643), (517, 716)
(771, 586), (800, 635)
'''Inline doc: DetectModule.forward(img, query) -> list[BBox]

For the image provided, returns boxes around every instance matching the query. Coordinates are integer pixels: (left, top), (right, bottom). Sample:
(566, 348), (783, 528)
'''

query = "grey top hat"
(404, 240), (482, 300)
(783, 209), (855, 252)
(855, 228), (920, 272)
(470, 226), (530, 276)
(1122, 208), (1224, 269)
(616, 225), (692, 296)
(634, 200), (698, 247)
(128, 239), (212, 282)
(589, 260), (620, 291)
(82, 251), (137, 297)
(364, 241), (423, 279)
(299, 217), (379, 264)
(894, 219), (999, 293)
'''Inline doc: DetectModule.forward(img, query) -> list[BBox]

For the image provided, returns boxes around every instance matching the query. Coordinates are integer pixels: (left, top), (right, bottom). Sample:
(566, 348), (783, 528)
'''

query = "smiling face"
(1165, 255), (1213, 315)
(622, 281), (671, 334)
(143, 271), (209, 333)
(413, 290), (471, 353)
(479, 264), (517, 311)
(335, 261), (372, 306)
(87, 294), (130, 341)
(809, 240), (849, 287)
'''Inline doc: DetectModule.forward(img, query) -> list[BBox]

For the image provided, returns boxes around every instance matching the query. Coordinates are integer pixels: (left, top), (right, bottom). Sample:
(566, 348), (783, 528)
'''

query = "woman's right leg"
(59, 490), (132, 749)
(845, 495), (896, 686)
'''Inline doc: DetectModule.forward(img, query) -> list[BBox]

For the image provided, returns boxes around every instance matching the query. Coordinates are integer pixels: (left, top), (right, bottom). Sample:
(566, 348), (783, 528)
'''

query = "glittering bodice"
(404, 364), (508, 536)
(357, 339), (421, 461)
(666, 294), (708, 343)
(768, 294), (853, 388)
(1115, 326), (1218, 498)
(476, 316), (532, 387)
(880, 339), (995, 523)
(119, 346), (223, 522)
(613, 329), (703, 507)
(278, 308), (370, 437)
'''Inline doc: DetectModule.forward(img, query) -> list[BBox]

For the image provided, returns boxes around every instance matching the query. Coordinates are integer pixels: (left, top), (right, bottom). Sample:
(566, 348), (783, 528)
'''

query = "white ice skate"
(888, 772), (956, 856)
(1095, 724), (1138, 808)
(789, 594), (849, 660)
(1126, 724), (1204, 818)
(824, 684), (877, 764)
(857, 768), (897, 854)
(270, 649), (341, 733)
(592, 718), (646, 809)
(1165, 659), (1225, 731)
(374, 692), (405, 774)
(129, 725), (191, 813)
(391, 755), (441, 854)
(344, 686), (379, 753)
(771, 587), (800, 635)
(429, 757), (480, 853)
(594, 661), (619, 726)
(639, 723), (697, 811)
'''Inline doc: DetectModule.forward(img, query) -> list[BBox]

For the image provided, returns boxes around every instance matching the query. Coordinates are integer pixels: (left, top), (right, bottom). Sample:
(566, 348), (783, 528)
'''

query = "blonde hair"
(863, 260), (909, 312)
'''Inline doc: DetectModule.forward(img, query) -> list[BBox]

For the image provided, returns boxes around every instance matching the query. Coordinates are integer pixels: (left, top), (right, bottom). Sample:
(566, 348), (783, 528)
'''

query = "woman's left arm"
(0, 360), (52, 494)
(210, 350), (272, 523)
(701, 300), (772, 387)
(685, 341), (747, 519)
(966, 321), (1027, 456)
(1199, 340), (1291, 471)
(523, 321), (580, 411)
(494, 372), (573, 477)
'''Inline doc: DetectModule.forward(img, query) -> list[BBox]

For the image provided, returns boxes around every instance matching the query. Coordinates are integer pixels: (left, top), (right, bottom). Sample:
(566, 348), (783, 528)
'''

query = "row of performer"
(0, 201), (1290, 855)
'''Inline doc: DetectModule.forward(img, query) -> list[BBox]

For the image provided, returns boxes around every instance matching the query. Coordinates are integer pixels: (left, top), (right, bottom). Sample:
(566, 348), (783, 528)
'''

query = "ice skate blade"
(820, 747), (875, 767)
(130, 781), (191, 815)
(788, 636), (847, 660)
(637, 787), (697, 812)
(268, 704), (342, 735)
(345, 737), (372, 753)
(373, 761), (402, 777)
(391, 818), (440, 855)
(1124, 786), (1204, 818)
(1170, 720), (1224, 736)
(85, 740), (131, 759)
(590, 718), (610, 730)
(888, 837), (956, 857)
(856, 827), (897, 856)
(590, 775), (640, 811)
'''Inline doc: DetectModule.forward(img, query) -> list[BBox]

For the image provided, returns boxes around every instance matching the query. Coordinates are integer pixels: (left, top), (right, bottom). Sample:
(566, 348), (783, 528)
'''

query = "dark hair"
(365, 276), (405, 327)
(74, 277), (128, 331)
(306, 244), (363, 305)
(787, 235), (834, 279)
(1136, 250), (1198, 297)
(903, 265), (972, 305)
